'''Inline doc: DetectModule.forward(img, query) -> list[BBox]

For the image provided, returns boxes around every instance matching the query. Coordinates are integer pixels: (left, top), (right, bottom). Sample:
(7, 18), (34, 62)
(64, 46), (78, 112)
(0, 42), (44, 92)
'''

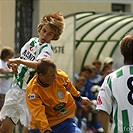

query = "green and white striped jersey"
(96, 65), (133, 133)
(11, 37), (53, 90)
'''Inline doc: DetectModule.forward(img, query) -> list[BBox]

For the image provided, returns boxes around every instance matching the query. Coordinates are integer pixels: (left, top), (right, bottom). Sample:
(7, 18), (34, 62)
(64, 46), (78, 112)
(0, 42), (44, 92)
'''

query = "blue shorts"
(30, 118), (82, 133)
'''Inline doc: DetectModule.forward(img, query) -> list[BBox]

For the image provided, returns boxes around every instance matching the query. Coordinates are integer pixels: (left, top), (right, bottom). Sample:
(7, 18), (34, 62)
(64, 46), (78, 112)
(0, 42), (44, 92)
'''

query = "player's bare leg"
(0, 116), (15, 133)
(22, 126), (29, 133)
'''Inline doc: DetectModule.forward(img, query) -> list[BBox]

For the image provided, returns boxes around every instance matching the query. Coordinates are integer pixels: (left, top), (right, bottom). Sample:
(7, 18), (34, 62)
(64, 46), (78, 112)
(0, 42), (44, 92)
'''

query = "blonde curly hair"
(37, 12), (65, 40)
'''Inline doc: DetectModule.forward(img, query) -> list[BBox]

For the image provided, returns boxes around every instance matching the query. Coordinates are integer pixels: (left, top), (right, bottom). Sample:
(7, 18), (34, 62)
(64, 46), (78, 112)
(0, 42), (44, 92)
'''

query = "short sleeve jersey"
(12, 37), (53, 90)
(96, 65), (133, 133)
(26, 69), (80, 132)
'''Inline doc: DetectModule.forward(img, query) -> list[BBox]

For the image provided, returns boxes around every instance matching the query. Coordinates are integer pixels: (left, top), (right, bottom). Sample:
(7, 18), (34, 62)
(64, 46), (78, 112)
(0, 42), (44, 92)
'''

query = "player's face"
(94, 63), (102, 73)
(75, 81), (86, 90)
(40, 67), (57, 85)
(90, 70), (96, 79)
(38, 25), (56, 43)
(80, 71), (89, 79)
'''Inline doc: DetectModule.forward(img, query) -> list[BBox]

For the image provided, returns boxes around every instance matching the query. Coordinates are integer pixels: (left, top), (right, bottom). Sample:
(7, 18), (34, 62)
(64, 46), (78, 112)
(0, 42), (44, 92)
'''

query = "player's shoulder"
(29, 37), (38, 41)
(26, 37), (37, 43)
(38, 43), (52, 56)
(105, 67), (125, 82)
(40, 42), (51, 48)
(57, 69), (68, 78)
(24, 37), (38, 46)
(111, 66), (129, 78)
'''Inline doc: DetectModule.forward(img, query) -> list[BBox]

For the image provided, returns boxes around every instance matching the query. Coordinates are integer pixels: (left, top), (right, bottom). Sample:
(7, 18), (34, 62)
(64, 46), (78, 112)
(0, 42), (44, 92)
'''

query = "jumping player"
(0, 12), (65, 133)
(96, 33), (133, 133)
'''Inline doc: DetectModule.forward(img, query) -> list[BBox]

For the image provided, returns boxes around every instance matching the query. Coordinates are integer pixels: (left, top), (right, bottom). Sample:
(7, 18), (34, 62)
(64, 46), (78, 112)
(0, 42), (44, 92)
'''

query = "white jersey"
(12, 37), (53, 90)
(96, 65), (133, 133)
(0, 59), (13, 94)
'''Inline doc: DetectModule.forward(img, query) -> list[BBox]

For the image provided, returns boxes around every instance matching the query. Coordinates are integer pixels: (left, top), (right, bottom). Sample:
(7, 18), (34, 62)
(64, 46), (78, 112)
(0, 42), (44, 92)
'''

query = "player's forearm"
(8, 58), (38, 70)
(8, 58), (37, 70)
(18, 58), (38, 69)
(99, 110), (110, 133)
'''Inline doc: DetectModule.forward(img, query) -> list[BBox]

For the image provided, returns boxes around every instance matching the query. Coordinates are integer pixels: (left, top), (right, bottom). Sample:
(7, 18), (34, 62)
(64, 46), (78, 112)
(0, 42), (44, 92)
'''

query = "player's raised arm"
(7, 58), (38, 70)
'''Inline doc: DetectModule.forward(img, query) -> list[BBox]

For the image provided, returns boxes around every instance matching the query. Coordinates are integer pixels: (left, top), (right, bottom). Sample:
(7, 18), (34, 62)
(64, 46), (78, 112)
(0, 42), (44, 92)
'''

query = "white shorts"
(0, 86), (31, 129)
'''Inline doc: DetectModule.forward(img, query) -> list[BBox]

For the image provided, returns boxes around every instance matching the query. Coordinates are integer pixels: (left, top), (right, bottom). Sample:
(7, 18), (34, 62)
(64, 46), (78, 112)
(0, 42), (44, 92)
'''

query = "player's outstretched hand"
(7, 58), (20, 72)
(80, 97), (92, 108)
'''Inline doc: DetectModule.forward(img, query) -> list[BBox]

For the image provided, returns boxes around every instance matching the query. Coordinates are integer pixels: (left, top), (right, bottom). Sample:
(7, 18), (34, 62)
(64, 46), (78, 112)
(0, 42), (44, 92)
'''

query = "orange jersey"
(26, 69), (80, 133)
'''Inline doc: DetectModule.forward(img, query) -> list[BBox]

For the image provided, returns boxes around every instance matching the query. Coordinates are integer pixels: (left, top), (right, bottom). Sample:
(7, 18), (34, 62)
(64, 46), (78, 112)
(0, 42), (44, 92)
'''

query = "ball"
(90, 85), (100, 97)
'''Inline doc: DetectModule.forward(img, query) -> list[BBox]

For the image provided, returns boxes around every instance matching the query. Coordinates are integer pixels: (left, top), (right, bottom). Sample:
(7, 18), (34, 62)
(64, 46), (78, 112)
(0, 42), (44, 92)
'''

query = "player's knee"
(0, 124), (14, 133)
